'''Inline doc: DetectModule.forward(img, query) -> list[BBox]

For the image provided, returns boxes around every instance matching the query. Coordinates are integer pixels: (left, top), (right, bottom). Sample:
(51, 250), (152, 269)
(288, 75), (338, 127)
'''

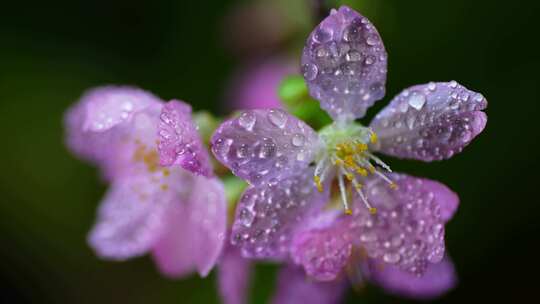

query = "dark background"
(1, 0), (539, 303)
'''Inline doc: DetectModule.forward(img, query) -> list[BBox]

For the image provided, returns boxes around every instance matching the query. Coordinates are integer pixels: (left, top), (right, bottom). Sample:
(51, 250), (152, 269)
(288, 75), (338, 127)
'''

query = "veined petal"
(369, 256), (457, 299)
(65, 86), (160, 163)
(218, 243), (253, 304)
(290, 212), (353, 281)
(271, 265), (347, 304)
(370, 81), (488, 161)
(88, 175), (172, 260)
(350, 174), (453, 276)
(158, 100), (213, 177)
(231, 168), (329, 259)
(152, 176), (226, 277)
(211, 109), (320, 186)
(301, 6), (387, 121)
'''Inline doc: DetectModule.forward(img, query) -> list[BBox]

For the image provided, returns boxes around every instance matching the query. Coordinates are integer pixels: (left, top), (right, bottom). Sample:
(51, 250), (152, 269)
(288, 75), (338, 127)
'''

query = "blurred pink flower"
(65, 86), (226, 278)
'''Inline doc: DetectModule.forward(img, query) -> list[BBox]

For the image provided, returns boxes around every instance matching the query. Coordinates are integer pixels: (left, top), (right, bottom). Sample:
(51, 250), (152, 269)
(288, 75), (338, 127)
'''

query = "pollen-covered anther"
(314, 175), (324, 192)
(370, 130), (378, 144)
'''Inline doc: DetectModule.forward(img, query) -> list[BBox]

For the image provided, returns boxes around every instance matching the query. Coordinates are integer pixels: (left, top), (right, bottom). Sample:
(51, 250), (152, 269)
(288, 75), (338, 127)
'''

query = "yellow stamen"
(345, 209), (353, 215)
(160, 184), (169, 191)
(162, 169), (170, 177)
(390, 182), (398, 190)
(314, 175), (324, 192)
(370, 132), (378, 144)
(356, 143), (368, 152)
(356, 168), (368, 176)
(345, 173), (354, 181)
(369, 207), (377, 215)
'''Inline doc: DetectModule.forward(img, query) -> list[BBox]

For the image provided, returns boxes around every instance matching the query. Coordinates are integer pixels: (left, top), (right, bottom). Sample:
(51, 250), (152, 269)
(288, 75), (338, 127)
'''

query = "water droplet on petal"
(291, 134), (305, 147)
(302, 63), (318, 81)
(366, 35), (379, 46)
(314, 27), (332, 43)
(383, 252), (400, 264)
(408, 94), (426, 110)
(345, 50), (362, 62)
(238, 112), (256, 131)
(427, 82), (437, 91)
(267, 110), (287, 128)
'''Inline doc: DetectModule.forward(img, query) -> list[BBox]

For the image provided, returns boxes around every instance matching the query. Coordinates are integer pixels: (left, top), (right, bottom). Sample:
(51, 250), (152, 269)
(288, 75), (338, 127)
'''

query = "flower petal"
(369, 256), (457, 299)
(271, 265), (347, 304)
(65, 86), (160, 162)
(218, 243), (253, 304)
(158, 100), (213, 177)
(370, 81), (488, 161)
(301, 6), (387, 121)
(350, 173), (453, 276)
(152, 176), (226, 277)
(290, 212), (353, 281)
(231, 168), (329, 259)
(88, 175), (171, 259)
(423, 179), (459, 222)
(211, 109), (320, 186)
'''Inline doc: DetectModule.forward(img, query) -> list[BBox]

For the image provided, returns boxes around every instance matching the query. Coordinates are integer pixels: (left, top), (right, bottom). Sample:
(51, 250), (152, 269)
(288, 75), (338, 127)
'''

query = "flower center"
(314, 122), (396, 215)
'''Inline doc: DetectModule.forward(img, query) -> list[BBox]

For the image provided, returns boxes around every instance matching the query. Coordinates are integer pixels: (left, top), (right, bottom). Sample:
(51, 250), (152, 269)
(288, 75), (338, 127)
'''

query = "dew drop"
(408, 94), (426, 110)
(449, 80), (458, 88)
(427, 82), (437, 91)
(238, 208), (255, 227)
(474, 93), (484, 102)
(291, 134), (305, 147)
(235, 144), (249, 159)
(267, 110), (287, 128)
(238, 112), (256, 131)
(345, 50), (362, 62)
(302, 63), (318, 81)
(366, 35), (379, 46)
(383, 252), (400, 264)
(314, 27), (332, 43)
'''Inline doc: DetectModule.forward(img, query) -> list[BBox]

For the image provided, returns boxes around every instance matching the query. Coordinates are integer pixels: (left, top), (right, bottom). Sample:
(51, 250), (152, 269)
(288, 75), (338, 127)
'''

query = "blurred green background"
(1, 0), (539, 303)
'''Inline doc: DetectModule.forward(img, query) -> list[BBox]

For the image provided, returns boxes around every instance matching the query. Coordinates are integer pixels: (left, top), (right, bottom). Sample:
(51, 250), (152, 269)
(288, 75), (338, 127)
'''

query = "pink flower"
(65, 86), (226, 277)
(212, 6), (487, 300)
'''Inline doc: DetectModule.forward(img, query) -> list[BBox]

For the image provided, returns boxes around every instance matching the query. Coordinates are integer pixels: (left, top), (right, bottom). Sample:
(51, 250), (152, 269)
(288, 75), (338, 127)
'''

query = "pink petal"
(211, 109), (320, 186)
(64, 86), (163, 178)
(370, 81), (488, 161)
(158, 100), (213, 177)
(88, 175), (172, 259)
(152, 176), (226, 277)
(271, 265), (347, 304)
(231, 168), (329, 260)
(290, 212), (353, 281)
(350, 173), (454, 276)
(218, 243), (253, 304)
(369, 256), (457, 299)
(301, 6), (387, 121)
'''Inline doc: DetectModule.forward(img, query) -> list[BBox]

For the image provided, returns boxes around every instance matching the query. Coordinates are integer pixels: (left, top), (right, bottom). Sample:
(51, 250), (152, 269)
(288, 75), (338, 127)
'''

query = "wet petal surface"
(271, 265), (347, 304)
(231, 168), (329, 259)
(211, 109), (320, 186)
(218, 243), (253, 304)
(65, 86), (161, 167)
(370, 81), (488, 161)
(88, 175), (172, 259)
(349, 174), (455, 276)
(153, 176), (226, 277)
(158, 100), (213, 177)
(369, 256), (457, 299)
(301, 6), (387, 121)
(290, 212), (353, 281)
